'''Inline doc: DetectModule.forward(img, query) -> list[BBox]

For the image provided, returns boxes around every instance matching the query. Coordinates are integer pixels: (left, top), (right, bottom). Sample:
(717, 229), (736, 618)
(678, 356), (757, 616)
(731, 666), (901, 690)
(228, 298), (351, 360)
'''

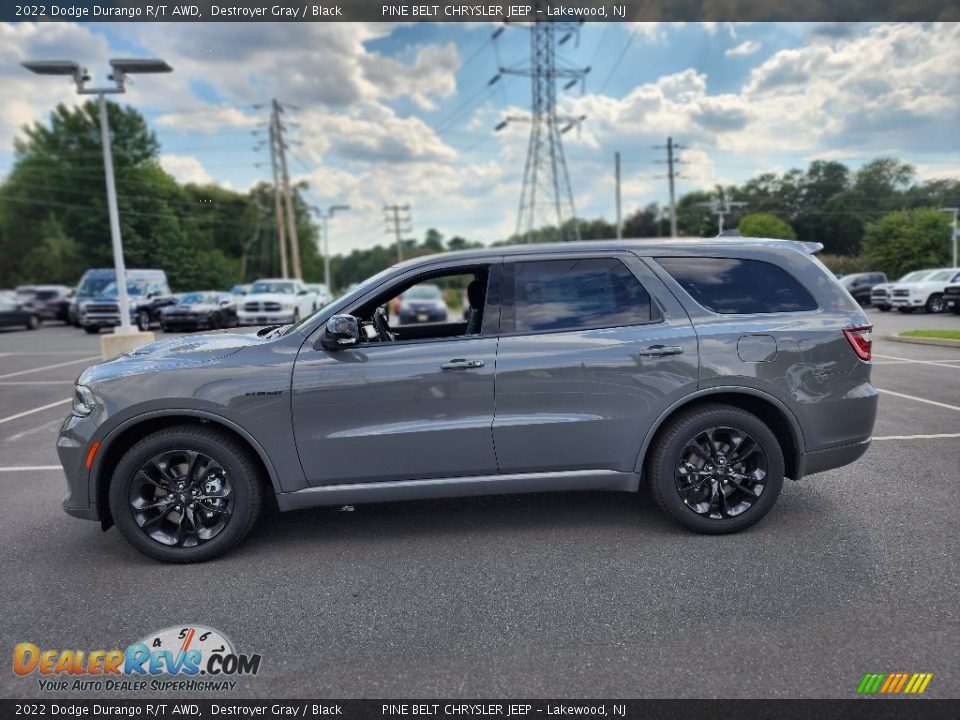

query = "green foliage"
(738, 213), (797, 240)
(862, 208), (952, 278)
(816, 254), (876, 276)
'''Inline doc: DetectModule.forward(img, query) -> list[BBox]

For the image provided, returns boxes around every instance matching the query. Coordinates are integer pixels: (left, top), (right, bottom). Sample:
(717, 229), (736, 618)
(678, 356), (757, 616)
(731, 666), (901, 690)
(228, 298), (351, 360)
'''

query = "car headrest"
(466, 279), (485, 309)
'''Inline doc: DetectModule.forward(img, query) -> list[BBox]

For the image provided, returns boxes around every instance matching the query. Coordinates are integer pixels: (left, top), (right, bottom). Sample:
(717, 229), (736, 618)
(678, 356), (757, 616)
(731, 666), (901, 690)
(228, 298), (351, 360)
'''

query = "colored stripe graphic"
(857, 672), (932, 694)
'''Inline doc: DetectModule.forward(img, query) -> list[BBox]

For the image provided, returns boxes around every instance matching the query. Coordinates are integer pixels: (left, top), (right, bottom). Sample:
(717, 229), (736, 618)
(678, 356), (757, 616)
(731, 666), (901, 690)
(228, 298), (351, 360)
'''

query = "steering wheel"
(372, 308), (394, 342)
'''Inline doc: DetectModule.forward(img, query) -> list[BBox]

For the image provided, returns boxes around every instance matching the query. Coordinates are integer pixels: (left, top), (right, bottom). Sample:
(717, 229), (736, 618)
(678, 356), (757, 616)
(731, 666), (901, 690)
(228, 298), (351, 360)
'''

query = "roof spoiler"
(798, 241), (824, 254)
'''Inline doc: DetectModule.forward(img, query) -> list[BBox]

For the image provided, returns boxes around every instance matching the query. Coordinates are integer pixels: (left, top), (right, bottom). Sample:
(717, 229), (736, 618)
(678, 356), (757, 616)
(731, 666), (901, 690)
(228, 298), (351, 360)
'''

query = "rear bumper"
(799, 437), (872, 477)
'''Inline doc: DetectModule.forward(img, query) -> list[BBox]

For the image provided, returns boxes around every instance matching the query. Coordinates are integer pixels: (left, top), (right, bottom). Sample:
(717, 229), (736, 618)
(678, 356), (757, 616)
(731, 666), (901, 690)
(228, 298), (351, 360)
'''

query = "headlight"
(72, 385), (97, 417)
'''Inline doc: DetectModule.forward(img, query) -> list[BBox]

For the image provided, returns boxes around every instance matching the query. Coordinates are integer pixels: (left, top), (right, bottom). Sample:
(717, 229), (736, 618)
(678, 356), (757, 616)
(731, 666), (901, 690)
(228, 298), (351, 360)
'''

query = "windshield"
(77, 276), (114, 296)
(927, 270), (956, 282)
(179, 292), (218, 304)
(404, 285), (442, 300)
(100, 280), (148, 296)
(250, 281), (295, 294)
(898, 270), (934, 283)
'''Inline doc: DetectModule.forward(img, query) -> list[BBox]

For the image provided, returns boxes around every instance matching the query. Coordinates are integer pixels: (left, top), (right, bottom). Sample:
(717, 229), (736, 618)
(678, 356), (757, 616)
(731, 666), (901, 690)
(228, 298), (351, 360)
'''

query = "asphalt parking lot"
(1, 311), (958, 699)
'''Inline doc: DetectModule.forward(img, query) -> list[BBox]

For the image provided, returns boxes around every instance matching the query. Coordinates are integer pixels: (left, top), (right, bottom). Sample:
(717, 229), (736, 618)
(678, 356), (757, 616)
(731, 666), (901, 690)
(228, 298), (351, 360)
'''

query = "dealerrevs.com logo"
(13, 625), (261, 693)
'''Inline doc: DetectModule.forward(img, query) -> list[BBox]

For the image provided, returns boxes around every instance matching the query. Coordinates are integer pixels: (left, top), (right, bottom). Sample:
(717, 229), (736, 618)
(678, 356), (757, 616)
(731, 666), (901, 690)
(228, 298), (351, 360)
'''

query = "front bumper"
(399, 310), (446, 323)
(162, 314), (213, 329)
(238, 310), (295, 325)
(891, 296), (925, 308)
(56, 413), (99, 522)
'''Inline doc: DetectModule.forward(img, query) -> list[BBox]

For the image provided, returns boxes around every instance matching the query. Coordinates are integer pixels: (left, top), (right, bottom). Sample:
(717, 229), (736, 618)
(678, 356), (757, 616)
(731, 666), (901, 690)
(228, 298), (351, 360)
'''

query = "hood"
(78, 332), (265, 386)
(166, 303), (217, 312)
(88, 292), (146, 303)
(245, 293), (297, 303)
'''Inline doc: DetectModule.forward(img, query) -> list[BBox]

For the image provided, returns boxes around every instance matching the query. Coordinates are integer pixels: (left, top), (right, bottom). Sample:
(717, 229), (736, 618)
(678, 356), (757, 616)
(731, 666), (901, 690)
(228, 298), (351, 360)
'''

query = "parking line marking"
(873, 353), (960, 369)
(0, 466), (61, 472)
(877, 388), (960, 413)
(0, 399), (71, 425)
(0, 356), (99, 380)
(873, 433), (960, 441)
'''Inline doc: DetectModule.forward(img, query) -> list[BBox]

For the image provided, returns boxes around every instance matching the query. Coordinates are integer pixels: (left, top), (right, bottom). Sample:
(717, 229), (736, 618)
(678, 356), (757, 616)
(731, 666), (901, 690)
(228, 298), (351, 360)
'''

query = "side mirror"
(319, 314), (360, 351)
(298, 289), (308, 295)
(220, 299), (231, 306)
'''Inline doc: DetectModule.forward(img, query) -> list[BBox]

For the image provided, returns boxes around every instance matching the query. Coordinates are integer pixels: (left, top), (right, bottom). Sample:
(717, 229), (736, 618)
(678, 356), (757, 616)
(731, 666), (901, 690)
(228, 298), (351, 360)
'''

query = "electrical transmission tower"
(384, 204), (412, 262)
(697, 188), (748, 236)
(492, 8), (589, 243)
(654, 137), (685, 237)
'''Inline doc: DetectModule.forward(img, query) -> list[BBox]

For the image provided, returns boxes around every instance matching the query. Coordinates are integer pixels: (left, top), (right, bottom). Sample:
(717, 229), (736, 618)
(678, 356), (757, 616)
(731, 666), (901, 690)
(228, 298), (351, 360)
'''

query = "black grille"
(244, 302), (260, 312)
(86, 304), (118, 313)
(264, 302), (281, 312)
(892, 290), (909, 298)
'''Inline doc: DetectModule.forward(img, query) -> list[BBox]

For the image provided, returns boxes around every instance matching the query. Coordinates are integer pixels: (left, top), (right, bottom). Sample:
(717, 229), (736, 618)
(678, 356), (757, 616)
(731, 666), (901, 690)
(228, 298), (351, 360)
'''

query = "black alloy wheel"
(109, 425), (263, 562)
(128, 449), (234, 548)
(647, 404), (784, 534)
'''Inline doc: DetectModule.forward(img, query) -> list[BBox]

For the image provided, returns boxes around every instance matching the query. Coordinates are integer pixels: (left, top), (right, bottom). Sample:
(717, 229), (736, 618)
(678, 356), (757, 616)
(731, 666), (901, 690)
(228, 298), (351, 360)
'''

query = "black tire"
(210, 313), (221, 330)
(26, 314), (40, 330)
(646, 403), (785, 535)
(137, 310), (151, 331)
(878, 306), (890, 312)
(952, 307), (960, 315)
(108, 425), (264, 563)
(84, 325), (100, 334)
(925, 294), (944, 314)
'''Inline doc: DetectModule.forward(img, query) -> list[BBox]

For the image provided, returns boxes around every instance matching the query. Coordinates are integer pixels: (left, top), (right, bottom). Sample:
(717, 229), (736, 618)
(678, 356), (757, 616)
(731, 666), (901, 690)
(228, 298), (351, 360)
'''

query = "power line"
(654, 137), (686, 237)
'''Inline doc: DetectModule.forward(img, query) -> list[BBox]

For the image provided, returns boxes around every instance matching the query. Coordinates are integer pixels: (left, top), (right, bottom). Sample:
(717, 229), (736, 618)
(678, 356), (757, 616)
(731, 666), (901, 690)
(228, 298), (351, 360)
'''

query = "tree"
(622, 203), (661, 238)
(862, 208), (952, 279)
(738, 213), (796, 240)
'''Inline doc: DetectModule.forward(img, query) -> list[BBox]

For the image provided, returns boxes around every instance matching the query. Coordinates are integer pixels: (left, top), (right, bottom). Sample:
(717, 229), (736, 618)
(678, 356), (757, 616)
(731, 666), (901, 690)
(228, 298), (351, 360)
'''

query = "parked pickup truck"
(890, 268), (960, 313)
(237, 278), (317, 326)
(871, 269), (937, 312)
(944, 282), (960, 314)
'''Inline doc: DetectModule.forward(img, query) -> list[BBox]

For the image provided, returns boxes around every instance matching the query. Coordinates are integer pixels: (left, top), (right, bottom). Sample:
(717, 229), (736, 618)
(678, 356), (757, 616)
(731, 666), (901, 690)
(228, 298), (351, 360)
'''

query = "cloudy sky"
(1, 21), (959, 253)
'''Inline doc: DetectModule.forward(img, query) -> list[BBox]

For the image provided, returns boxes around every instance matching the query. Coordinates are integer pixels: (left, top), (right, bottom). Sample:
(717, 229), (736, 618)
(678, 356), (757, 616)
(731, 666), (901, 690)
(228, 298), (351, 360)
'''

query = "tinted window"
(512, 258), (655, 333)
(657, 257), (817, 314)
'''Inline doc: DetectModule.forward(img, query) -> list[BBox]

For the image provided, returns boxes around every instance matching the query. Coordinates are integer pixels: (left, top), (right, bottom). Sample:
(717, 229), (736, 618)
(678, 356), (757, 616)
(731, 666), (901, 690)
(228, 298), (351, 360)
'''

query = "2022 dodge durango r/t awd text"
(57, 239), (878, 562)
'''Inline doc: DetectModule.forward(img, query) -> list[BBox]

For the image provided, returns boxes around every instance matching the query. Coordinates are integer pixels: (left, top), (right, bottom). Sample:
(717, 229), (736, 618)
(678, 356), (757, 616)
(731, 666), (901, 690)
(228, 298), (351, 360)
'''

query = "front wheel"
(108, 425), (264, 563)
(925, 294), (944, 313)
(646, 404), (784, 534)
(136, 310), (151, 331)
(26, 314), (40, 330)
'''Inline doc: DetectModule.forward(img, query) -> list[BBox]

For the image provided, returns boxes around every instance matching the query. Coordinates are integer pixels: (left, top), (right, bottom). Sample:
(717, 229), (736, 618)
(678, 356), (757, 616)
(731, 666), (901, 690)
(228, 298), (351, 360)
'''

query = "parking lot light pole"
(311, 205), (350, 293)
(941, 208), (959, 267)
(22, 58), (172, 336)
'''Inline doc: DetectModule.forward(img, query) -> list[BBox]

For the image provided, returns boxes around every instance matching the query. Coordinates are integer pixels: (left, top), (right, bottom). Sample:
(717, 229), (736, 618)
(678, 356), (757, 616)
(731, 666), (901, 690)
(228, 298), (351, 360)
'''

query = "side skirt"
(275, 469), (641, 512)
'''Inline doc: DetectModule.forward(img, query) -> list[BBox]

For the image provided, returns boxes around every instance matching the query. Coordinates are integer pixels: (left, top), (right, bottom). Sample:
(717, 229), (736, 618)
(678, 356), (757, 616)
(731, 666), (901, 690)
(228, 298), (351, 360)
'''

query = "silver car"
(57, 238), (877, 562)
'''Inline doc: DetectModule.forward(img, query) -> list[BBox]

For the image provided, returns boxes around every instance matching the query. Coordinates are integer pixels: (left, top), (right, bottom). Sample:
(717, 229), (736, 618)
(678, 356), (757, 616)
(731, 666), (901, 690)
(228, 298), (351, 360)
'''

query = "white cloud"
(725, 40), (761, 57)
(160, 154), (214, 185)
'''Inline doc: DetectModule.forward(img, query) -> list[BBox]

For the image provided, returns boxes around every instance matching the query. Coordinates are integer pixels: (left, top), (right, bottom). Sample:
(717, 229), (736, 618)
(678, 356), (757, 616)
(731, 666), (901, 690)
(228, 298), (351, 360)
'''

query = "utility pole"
(491, 7), (589, 242)
(267, 117), (289, 278)
(940, 208), (959, 267)
(698, 188), (747, 235)
(614, 151), (622, 240)
(273, 99), (301, 279)
(384, 204), (412, 263)
(654, 137), (684, 237)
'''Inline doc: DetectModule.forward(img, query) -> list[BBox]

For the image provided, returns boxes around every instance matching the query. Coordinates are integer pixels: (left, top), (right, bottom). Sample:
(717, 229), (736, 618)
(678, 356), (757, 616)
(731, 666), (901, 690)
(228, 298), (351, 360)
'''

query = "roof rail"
(717, 229), (742, 237)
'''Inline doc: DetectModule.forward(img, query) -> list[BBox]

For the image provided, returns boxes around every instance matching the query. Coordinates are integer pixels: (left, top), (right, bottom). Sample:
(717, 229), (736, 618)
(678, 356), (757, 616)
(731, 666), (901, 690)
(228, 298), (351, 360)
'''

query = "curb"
(887, 333), (960, 349)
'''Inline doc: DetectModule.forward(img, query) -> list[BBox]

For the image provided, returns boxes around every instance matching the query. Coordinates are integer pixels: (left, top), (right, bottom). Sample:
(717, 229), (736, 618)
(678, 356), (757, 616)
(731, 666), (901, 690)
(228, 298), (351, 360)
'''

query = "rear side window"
(657, 257), (817, 314)
(511, 258), (656, 333)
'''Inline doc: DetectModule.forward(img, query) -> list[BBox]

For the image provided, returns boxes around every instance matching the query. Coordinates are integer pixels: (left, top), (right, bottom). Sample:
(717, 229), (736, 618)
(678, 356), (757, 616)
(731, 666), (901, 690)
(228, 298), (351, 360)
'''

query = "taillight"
(843, 324), (873, 361)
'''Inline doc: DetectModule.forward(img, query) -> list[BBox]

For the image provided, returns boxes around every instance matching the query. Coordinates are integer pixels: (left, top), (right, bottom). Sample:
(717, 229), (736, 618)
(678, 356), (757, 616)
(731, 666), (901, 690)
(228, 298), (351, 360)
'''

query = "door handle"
(637, 345), (684, 358)
(441, 358), (485, 370)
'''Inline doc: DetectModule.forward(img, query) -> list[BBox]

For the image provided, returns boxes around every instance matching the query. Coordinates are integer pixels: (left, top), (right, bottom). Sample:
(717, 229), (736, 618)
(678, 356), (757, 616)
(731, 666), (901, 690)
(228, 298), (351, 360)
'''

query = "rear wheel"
(647, 404), (784, 534)
(136, 310), (151, 331)
(26, 314), (40, 330)
(109, 425), (264, 563)
(209, 313), (222, 330)
(925, 294), (944, 313)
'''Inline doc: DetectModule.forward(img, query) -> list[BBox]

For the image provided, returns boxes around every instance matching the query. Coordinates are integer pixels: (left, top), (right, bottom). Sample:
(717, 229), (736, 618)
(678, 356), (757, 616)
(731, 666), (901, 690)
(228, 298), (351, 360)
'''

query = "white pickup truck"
(237, 278), (317, 326)
(889, 268), (960, 313)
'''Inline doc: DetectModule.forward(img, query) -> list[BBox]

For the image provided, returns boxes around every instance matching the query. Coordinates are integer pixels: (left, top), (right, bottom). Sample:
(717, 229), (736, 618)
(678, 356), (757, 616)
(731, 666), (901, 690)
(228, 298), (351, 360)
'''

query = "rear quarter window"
(657, 257), (818, 314)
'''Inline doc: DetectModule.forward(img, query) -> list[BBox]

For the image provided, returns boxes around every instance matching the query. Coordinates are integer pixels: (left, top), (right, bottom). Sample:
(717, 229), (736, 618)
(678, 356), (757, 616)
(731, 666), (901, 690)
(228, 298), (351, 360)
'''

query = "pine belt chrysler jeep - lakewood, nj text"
(57, 239), (878, 562)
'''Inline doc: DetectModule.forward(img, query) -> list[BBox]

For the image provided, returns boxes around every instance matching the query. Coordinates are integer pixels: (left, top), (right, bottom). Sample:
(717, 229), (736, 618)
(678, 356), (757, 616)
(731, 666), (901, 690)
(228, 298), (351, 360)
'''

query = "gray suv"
(57, 239), (878, 562)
